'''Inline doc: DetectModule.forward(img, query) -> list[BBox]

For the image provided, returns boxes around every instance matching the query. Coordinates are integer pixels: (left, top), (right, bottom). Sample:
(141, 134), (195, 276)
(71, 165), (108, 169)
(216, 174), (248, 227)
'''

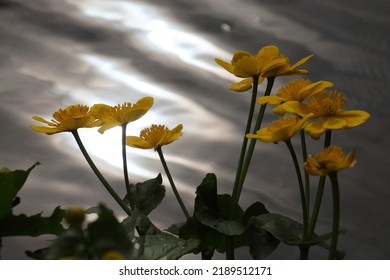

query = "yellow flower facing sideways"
(258, 79), (333, 115)
(246, 115), (310, 143)
(30, 105), (99, 135)
(304, 146), (356, 176)
(91, 96), (154, 133)
(215, 45), (288, 92)
(282, 90), (370, 139)
(126, 124), (183, 150)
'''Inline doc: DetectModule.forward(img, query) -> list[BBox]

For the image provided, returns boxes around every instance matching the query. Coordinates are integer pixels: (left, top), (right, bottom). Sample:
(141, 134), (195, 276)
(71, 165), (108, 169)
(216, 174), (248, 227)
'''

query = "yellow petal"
(290, 54), (314, 70)
(229, 78), (253, 92)
(322, 117), (347, 130)
(32, 116), (56, 126)
(215, 58), (234, 74)
(258, 95), (282, 105)
(299, 80), (334, 99)
(29, 125), (63, 135)
(135, 96), (154, 109)
(257, 45), (280, 57)
(126, 136), (154, 149)
(280, 101), (310, 116)
(231, 50), (252, 64)
(234, 56), (261, 77)
(305, 119), (327, 140)
(336, 110), (371, 128)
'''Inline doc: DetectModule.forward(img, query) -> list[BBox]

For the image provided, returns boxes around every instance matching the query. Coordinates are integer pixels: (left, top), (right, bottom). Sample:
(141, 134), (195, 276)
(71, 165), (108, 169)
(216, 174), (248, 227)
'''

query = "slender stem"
(285, 139), (309, 245)
(71, 130), (132, 217)
(308, 130), (332, 238)
(230, 75), (259, 216)
(308, 176), (326, 239)
(328, 172), (340, 260)
(121, 124), (133, 209)
(324, 130), (332, 148)
(156, 147), (190, 219)
(300, 130), (310, 211)
(230, 77), (275, 217)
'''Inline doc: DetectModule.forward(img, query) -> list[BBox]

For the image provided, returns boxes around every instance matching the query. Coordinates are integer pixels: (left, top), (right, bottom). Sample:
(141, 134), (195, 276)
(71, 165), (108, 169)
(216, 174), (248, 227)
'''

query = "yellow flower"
(215, 45), (289, 92)
(246, 115), (309, 143)
(91, 96), (154, 133)
(258, 79), (333, 115)
(284, 91), (370, 139)
(126, 124), (183, 150)
(101, 250), (125, 260)
(304, 146), (356, 176)
(262, 53), (313, 78)
(30, 105), (99, 135)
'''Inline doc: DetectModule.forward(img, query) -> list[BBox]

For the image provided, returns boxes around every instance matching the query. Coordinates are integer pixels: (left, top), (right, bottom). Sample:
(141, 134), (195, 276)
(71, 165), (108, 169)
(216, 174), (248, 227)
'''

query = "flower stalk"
(157, 147), (190, 219)
(328, 171), (340, 259)
(230, 77), (275, 218)
(71, 130), (132, 217)
(121, 124), (133, 209)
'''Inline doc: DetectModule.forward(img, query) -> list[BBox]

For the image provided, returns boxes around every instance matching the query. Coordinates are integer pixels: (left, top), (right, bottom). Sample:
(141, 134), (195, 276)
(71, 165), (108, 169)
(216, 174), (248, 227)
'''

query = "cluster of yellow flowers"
(215, 45), (370, 176)
(30, 96), (183, 150)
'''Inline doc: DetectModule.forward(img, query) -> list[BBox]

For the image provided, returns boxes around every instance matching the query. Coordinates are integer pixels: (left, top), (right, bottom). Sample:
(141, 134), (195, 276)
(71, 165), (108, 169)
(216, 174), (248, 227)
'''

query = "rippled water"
(1, 0), (389, 259)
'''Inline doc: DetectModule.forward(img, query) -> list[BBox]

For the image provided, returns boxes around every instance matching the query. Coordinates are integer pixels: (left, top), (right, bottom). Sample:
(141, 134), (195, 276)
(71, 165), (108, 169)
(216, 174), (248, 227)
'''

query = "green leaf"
(121, 209), (160, 238)
(87, 204), (132, 257)
(243, 202), (270, 224)
(247, 218), (280, 259)
(195, 173), (218, 212)
(0, 162), (40, 219)
(140, 232), (199, 260)
(194, 174), (245, 236)
(179, 217), (226, 255)
(128, 174), (165, 215)
(251, 213), (304, 245)
(0, 207), (65, 237)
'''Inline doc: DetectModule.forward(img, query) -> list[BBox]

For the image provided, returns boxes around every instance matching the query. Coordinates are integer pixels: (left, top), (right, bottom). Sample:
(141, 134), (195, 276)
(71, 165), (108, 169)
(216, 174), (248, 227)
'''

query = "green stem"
(328, 172), (340, 260)
(285, 139), (309, 245)
(230, 77), (275, 217)
(71, 130), (132, 216)
(121, 124), (134, 209)
(308, 130), (332, 238)
(300, 130), (310, 212)
(230, 75), (259, 216)
(156, 147), (190, 219)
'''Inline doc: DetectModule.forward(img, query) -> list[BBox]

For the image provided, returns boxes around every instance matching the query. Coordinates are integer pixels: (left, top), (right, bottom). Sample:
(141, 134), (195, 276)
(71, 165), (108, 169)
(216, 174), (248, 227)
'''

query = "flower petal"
(290, 54), (314, 70)
(126, 136), (154, 149)
(335, 110), (371, 128)
(30, 125), (63, 135)
(322, 117), (347, 130)
(229, 78), (253, 92)
(215, 58), (234, 74)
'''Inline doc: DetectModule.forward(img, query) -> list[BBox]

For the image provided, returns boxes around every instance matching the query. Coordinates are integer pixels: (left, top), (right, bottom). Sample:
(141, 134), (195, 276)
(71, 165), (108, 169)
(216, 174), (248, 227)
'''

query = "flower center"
(307, 91), (345, 116)
(53, 105), (89, 122)
(267, 116), (299, 133)
(140, 125), (168, 145)
(276, 79), (311, 101)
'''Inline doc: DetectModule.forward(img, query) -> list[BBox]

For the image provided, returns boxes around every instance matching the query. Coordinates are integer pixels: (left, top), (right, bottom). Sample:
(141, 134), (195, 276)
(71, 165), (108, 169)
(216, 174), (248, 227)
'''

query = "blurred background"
(1, 0), (389, 259)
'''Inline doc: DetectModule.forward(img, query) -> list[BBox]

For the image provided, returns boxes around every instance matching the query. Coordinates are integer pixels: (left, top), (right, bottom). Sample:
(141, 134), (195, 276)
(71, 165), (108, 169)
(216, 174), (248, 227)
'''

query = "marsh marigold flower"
(215, 45), (287, 92)
(91, 96), (154, 133)
(30, 104), (99, 135)
(215, 45), (313, 92)
(304, 146), (356, 176)
(258, 79), (333, 115)
(283, 90), (370, 139)
(246, 115), (310, 143)
(126, 124), (183, 150)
